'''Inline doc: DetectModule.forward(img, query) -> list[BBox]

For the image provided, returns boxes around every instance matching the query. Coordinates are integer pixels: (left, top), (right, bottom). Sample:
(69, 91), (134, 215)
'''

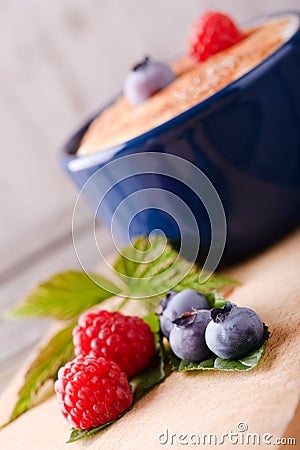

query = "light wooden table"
(0, 228), (299, 449)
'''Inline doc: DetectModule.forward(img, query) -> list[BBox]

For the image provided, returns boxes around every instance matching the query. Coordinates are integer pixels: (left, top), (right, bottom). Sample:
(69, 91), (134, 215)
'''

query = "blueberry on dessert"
(124, 56), (175, 105)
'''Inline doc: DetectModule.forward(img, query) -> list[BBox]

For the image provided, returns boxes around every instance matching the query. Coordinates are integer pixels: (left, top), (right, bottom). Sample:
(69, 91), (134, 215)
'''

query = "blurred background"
(0, 0), (299, 387)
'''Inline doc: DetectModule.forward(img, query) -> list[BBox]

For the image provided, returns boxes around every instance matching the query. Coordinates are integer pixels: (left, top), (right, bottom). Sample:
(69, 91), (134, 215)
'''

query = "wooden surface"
(0, 228), (299, 449)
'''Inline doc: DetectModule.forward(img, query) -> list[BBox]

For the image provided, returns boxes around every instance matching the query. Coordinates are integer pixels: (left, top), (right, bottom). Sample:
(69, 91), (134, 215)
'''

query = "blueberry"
(169, 310), (212, 361)
(124, 56), (175, 105)
(159, 289), (210, 338)
(205, 302), (264, 360)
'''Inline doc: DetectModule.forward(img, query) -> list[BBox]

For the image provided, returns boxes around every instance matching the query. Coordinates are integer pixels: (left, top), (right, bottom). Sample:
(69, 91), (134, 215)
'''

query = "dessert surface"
(78, 16), (295, 156)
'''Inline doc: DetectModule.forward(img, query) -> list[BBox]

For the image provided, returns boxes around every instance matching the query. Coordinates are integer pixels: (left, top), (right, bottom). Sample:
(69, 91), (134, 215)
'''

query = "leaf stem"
(116, 297), (130, 311)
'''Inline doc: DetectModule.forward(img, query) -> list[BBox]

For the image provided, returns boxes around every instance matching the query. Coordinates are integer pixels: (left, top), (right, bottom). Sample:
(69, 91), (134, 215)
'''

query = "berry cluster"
(159, 289), (264, 361)
(55, 310), (155, 430)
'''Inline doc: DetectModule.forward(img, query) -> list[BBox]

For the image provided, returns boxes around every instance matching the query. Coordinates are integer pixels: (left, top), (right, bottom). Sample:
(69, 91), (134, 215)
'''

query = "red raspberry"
(188, 11), (244, 62)
(73, 310), (155, 377)
(55, 356), (133, 430)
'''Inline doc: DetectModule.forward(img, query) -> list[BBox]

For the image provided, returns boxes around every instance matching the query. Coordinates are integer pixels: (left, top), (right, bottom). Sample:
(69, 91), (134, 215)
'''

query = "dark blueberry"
(159, 289), (210, 338)
(205, 302), (264, 359)
(169, 310), (212, 361)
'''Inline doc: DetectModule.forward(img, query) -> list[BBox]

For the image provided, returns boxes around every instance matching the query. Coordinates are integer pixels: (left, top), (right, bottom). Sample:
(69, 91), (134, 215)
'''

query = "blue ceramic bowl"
(61, 12), (300, 265)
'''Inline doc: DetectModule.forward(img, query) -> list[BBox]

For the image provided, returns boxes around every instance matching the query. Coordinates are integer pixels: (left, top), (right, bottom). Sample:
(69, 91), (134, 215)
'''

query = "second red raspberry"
(73, 310), (155, 377)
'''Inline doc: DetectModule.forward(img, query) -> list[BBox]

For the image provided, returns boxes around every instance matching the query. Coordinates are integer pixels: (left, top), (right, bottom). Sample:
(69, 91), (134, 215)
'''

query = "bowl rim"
(61, 10), (300, 171)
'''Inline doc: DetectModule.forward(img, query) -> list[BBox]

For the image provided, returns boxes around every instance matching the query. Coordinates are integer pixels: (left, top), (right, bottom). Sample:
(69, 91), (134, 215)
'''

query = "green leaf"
(67, 315), (166, 444)
(7, 271), (120, 320)
(204, 291), (227, 308)
(113, 236), (237, 305)
(142, 312), (166, 372)
(129, 351), (166, 402)
(170, 325), (270, 372)
(143, 311), (160, 335)
(5, 324), (75, 425)
(176, 272), (237, 294)
(6, 237), (236, 321)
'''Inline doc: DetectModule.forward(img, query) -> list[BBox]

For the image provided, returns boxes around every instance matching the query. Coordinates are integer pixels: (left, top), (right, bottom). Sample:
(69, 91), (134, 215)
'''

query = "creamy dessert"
(77, 14), (298, 156)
